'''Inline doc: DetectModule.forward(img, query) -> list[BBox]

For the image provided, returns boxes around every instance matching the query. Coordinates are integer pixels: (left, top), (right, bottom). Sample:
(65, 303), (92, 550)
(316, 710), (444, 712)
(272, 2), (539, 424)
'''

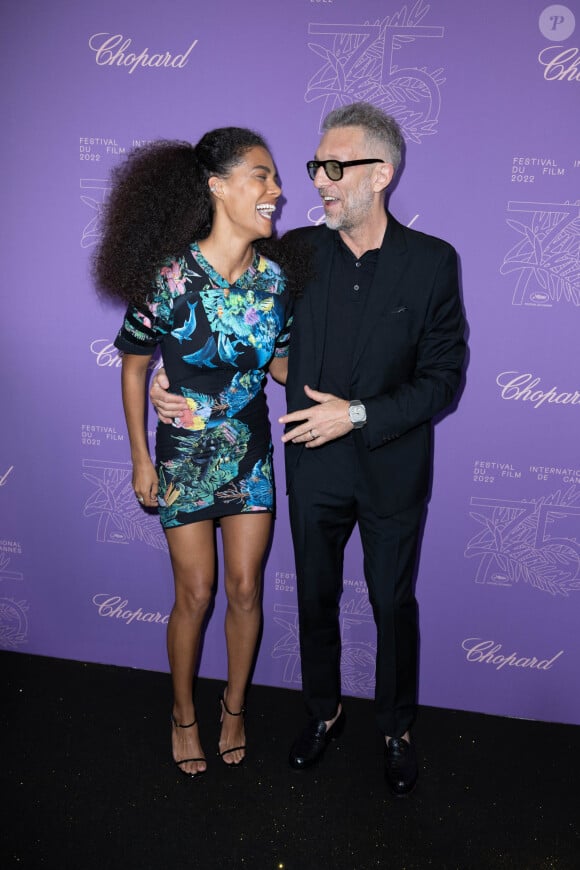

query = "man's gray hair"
(322, 102), (404, 172)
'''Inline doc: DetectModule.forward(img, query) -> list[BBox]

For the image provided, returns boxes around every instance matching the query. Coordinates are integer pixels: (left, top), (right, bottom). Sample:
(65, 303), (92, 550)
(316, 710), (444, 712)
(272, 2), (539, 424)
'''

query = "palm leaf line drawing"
(341, 596), (374, 618)
(271, 617), (300, 657)
(305, 2), (442, 141)
(342, 645), (376, 694)
(466, 489), (580, 596)
(83, 472), (167, 550)
(501, 207), (580, 305)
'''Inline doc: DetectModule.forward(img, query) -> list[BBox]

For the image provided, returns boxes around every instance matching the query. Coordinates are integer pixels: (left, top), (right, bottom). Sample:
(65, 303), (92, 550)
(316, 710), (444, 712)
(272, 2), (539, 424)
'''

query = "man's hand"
(279, 385), (352, 447)
(149, 367), (188, 424)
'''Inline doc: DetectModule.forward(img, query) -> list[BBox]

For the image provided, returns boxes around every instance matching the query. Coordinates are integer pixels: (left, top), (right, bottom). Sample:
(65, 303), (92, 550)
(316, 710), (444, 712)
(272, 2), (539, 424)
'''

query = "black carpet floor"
(2, 651), (579, 869)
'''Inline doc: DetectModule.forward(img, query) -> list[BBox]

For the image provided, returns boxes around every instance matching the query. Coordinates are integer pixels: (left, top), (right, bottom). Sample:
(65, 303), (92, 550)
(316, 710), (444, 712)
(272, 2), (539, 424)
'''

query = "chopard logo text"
(496, 372), (580, 409)
(91, 340), (123, 367)
(88, 33), (198, 74)
(93, 594), (169, 626)
(538, 45), (580, 81)
(90, 339), (161, 373)
(462, 638), (563, 671)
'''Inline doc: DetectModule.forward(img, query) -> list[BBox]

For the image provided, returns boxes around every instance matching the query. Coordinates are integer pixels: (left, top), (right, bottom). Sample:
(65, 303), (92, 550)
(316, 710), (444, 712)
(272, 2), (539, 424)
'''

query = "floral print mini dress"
(114, 242), (291, 528)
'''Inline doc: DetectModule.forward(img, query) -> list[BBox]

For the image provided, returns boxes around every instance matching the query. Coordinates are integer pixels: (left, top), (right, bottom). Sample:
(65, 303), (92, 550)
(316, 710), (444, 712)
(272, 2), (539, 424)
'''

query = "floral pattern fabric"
(115, 242), (291, 528)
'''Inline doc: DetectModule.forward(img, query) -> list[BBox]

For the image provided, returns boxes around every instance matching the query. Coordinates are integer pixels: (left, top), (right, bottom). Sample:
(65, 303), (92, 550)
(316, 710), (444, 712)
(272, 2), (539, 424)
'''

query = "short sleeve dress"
(114, 242), (292, 529)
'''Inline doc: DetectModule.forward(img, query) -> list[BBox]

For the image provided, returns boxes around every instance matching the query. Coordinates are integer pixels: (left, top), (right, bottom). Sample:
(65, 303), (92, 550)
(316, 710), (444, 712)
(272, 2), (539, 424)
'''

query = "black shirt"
(319, 233), (379, 398)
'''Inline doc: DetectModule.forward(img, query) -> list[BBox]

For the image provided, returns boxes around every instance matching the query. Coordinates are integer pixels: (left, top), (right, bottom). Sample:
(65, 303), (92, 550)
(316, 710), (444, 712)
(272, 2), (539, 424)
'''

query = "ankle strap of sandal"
(171, 714), (197, 729)
(221, 694), (245, 717)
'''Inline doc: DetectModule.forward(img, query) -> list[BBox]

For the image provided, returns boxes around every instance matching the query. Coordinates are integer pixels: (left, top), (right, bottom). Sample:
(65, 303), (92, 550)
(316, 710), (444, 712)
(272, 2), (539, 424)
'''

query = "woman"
(94, 129), (294, 777)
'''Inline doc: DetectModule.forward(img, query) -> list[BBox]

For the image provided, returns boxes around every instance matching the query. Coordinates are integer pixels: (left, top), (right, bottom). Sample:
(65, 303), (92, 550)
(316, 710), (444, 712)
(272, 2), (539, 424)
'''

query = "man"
(150, 102), (466, 796)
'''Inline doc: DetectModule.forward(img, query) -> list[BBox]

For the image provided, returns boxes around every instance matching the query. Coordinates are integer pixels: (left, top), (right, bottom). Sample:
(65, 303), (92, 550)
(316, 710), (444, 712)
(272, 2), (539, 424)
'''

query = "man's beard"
(324, 181), (374, 231)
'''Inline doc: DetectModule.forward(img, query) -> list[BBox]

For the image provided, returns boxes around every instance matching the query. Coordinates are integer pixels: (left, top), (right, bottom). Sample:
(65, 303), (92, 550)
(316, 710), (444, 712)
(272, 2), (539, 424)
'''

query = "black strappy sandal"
(171, 715), (206, 778)
(218, 690), (246, 767)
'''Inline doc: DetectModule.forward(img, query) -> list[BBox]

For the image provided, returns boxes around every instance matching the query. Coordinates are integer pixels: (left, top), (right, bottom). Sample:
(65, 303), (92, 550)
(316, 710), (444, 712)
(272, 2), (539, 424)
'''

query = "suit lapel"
(351, 213), (409, 372)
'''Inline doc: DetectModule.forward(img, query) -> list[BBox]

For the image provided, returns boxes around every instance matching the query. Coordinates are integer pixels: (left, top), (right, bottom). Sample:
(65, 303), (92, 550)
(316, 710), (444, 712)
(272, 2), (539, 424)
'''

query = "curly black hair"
(93, 128), (310, 307)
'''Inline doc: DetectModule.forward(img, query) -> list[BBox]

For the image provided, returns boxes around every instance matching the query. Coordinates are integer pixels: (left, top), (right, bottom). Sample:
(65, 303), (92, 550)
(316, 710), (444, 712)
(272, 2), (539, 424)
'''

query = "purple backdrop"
(2, 0), (579, 724)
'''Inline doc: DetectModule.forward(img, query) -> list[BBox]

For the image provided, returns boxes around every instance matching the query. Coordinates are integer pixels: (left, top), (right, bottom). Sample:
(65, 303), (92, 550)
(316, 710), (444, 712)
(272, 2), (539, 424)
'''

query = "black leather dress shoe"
(384, 736), (418, 797)
(288, 710), (345, 770)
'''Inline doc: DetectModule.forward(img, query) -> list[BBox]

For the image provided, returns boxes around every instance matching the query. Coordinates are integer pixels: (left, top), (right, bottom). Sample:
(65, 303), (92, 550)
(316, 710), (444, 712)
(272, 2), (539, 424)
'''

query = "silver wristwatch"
(348, 399), (367, 429)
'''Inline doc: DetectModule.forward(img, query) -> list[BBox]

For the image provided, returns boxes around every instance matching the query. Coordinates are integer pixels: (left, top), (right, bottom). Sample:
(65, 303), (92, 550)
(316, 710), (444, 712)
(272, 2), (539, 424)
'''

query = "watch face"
(349, 404), (366, 423)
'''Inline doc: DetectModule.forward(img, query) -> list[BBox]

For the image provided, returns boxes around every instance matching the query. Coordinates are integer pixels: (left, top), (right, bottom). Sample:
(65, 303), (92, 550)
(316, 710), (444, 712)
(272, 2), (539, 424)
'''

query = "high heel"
(171, 714), (206, 778)
(218, 689), (246, 767)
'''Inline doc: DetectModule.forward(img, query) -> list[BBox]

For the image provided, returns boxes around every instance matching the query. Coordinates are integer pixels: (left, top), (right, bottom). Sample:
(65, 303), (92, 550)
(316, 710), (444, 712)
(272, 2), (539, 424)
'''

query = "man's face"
(312, 126), (379, 232)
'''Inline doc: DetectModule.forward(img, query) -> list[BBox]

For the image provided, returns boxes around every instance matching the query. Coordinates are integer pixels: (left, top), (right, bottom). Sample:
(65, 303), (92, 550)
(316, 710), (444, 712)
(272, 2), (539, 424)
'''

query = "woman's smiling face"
(214, 146), (282, 241)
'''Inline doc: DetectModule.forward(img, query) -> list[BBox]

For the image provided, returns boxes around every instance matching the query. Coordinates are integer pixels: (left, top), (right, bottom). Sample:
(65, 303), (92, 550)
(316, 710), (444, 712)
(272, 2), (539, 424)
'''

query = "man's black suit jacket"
(283, 213), (466, 517)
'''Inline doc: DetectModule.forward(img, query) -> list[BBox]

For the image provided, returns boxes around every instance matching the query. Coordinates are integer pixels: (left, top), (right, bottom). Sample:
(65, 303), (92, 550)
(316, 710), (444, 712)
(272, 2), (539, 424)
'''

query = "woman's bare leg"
(165, 520), (216, 775)
(218, 513), (272, 764)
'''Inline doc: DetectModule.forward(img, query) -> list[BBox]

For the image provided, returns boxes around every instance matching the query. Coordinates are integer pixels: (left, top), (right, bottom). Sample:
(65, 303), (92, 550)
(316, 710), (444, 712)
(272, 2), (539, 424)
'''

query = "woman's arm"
(121, 353), (159, 507)
(268, 355), (288, 385)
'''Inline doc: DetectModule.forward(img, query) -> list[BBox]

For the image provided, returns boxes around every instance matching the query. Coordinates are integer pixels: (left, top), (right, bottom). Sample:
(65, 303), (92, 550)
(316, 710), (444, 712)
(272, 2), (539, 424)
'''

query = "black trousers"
(288, 437), (425, 737)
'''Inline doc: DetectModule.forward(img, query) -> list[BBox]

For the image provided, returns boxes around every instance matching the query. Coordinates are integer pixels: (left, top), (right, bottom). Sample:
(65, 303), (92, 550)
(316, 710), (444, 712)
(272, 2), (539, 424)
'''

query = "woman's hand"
(132, 457), (159, 507)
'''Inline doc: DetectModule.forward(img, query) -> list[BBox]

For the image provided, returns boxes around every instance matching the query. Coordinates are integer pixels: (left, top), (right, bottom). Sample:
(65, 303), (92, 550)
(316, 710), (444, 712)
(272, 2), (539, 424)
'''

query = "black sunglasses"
(306, 158), (385, 181)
